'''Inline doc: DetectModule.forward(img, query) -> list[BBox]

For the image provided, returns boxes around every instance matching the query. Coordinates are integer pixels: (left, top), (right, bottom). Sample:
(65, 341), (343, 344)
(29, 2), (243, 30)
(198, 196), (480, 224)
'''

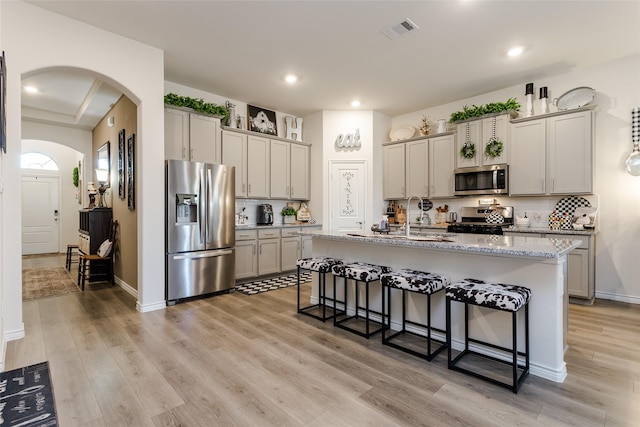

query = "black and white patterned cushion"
(446, 278), (531, 312)
(296, 257), (343, 273)
(381, 269), (449, 295)
(332, 262), (391, 282)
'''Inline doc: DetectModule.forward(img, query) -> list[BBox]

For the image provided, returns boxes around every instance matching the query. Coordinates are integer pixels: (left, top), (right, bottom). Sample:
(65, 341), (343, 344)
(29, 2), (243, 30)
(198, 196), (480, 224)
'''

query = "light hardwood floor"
(6, 257), (640, 426)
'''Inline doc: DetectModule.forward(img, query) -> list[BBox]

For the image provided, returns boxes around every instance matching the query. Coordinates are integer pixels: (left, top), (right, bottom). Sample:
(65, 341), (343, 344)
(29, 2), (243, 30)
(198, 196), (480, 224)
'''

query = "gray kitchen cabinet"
(165, 107), (220, 163)
(270, 140), (310, 200)
(428, 134), (455, 198)
(509, 119), (547, 195)
(281, 236), (301, 271)
(455, 120), (482, 168)
(281, 227), (317, 271)
(247, 135), (270, 198)
(235, 229), (258, 280)
(405, 139), (429, 197)
(290, 143), (310, 200)
(455, 114), (510, 168)
(222, 130), (247, 197)
(504, 231), (595, 301)
(383, 132), (455, 200)
(258, 228), (280, 276)
(546, 233), (594, 301)
(547, 110), (593, 194)
(222, 130), (270, 198)
(301, 235), (312, 259)
(383, 143), (406, 199)
(510, 108), (594, 196)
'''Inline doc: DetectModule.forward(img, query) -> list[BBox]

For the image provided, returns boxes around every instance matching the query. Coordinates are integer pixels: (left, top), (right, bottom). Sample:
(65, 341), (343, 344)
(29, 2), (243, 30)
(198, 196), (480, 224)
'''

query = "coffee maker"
(257, 204), (273, 225)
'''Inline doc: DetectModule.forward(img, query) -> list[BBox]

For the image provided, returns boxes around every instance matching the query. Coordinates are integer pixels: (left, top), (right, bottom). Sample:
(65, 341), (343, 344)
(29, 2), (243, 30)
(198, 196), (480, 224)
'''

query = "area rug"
(235, 271), (312, 296)
(0, 361), (58, 426)
(22, 267), (79, 301)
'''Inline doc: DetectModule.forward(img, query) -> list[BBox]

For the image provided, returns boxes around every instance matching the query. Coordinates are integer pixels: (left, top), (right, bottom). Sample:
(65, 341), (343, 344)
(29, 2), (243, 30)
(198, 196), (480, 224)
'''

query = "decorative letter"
(285, 116), (303, 141)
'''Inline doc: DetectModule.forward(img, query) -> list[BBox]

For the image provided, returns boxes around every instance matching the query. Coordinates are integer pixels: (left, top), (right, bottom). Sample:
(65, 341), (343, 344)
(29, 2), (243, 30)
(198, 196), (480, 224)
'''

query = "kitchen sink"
(346, 233), (454, 242)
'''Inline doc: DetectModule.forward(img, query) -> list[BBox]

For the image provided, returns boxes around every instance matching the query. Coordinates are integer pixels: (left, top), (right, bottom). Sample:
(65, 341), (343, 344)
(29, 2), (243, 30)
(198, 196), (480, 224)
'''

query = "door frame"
(21, 171), (62, 254)
(328, 160), (367, 233)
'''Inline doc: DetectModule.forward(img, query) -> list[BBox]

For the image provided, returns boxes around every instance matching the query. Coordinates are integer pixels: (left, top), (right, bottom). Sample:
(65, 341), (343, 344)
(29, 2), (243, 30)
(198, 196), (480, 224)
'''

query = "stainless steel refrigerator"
(166, 159), (235, 304)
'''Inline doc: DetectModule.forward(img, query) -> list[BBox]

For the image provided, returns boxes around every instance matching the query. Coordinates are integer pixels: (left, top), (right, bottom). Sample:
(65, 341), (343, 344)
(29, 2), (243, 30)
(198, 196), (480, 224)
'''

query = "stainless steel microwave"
(454, 164), (508, 196)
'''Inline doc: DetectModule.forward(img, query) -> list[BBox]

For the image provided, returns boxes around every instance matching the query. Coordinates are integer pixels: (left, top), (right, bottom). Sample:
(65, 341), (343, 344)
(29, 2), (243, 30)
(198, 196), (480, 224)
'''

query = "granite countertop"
(300, 230), (582, 259)
(235, 223), (321, 230)
(389, 223), (449, 230)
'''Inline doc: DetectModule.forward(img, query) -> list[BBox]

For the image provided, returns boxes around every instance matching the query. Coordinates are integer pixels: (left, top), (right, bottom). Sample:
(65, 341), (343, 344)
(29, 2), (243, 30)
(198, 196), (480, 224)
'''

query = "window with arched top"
(20, 152), (59, 171)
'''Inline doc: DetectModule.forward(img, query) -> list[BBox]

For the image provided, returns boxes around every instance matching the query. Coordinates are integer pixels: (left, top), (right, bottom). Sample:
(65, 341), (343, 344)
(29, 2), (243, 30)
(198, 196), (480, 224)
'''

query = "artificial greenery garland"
(484, 138), (504, 158)
(164, 93), (228, 121)
(449, 98), (520, 123)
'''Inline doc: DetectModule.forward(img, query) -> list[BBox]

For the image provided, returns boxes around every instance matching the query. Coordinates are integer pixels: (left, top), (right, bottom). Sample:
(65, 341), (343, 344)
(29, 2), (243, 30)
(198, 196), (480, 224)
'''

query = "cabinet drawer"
(236, 229), (258, 241)
(544, 233), (590, 249)
(281, 227), (301, 238)
(258, 228), (281, 239)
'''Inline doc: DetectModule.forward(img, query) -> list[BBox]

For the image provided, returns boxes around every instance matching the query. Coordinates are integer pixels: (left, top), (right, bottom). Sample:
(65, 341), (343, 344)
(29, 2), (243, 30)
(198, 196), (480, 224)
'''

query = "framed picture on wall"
(118, 129), (126, 199)
(127, 133), (135, 210)
(248, 104), (277, 135)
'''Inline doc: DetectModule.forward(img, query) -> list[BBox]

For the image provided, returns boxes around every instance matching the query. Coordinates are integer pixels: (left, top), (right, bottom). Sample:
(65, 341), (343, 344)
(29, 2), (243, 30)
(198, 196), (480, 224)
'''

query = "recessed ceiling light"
(351, 100), (361, 107)
(24, 86), (39, 94)
(284, 74), (298, 84)
(507, 46), (524, 57)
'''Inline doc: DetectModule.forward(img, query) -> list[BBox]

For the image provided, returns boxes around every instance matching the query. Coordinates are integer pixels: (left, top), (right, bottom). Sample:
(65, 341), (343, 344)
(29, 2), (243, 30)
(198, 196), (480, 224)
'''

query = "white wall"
(165, 81), (297, 139)
(0, 0), (5, 371)
(21, 140), (83, 252)
(391, 54), (640, 303)
(1, 1), (166, 353)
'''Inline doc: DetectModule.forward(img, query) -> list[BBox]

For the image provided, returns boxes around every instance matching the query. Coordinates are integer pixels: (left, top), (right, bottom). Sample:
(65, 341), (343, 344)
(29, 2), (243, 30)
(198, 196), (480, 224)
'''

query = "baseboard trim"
(5, 323), (25, 342)
(114, 275), (165, 312)
(115, 276), (138, 299)
(136, 300), (166, 313)
(595, 291), (640, 304)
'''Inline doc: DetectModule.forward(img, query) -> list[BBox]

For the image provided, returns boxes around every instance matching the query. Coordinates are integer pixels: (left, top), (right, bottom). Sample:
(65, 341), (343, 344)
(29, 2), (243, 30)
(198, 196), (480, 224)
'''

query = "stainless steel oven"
(454, 164), (508, 196)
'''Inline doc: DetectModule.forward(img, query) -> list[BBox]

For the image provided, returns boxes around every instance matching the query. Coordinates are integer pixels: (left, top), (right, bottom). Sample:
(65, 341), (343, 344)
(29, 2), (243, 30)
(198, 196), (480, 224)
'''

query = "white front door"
(329, 161), (366, 233)
(22, 175), (60, 254)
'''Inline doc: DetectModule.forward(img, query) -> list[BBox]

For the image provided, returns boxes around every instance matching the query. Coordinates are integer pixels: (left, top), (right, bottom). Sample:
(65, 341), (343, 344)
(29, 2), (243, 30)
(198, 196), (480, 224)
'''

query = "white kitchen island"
(301, 230), (582, 383)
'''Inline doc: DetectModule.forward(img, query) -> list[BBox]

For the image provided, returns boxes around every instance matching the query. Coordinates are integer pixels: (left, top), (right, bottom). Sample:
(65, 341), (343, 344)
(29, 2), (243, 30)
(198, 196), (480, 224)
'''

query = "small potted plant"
(281, 206), (297, 224)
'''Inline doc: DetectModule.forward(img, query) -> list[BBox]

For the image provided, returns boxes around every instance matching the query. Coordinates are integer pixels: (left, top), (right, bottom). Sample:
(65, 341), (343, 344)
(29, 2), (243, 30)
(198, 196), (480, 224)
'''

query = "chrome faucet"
(406, 194), (424, 237)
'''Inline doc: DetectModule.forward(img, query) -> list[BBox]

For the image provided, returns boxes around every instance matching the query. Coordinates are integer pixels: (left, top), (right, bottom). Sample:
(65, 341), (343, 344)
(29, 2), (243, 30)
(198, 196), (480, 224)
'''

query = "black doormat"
(235, 271), (312, 295)
(0, 361), (58, 426)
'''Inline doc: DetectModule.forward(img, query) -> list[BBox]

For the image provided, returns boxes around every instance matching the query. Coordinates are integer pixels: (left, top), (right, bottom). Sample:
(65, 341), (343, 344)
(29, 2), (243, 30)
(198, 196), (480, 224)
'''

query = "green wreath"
(484, 138), (503, 158)
(460, 142), (476, 159)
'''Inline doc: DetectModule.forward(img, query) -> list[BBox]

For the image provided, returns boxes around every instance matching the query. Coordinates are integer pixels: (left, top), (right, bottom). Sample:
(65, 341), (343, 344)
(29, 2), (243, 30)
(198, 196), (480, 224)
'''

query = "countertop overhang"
(301, 230), (582, 260)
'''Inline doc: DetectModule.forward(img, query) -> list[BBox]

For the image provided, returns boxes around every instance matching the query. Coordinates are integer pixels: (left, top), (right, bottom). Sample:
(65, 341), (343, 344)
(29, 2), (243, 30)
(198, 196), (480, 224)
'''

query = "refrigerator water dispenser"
(175, 194), (198, 224)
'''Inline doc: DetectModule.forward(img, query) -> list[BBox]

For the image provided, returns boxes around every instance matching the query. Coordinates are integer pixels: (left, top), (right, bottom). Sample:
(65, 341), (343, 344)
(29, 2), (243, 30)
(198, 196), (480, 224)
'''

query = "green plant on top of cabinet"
(222, 130), (270, 198)
(165, 107), (221, 163)
(270, 140), (310, 200)
(510, 109), (593, 196)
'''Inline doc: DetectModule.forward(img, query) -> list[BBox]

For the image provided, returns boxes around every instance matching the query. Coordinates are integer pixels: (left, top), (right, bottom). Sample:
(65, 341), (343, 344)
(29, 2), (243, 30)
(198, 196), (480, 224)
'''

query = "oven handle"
(492, 170), (498, 189)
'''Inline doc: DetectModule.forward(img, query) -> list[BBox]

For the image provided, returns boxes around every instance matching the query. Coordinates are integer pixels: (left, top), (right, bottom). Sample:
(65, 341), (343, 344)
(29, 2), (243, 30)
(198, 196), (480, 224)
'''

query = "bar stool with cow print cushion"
(296, 257), (344, 321)
(380, 269), (450, 361)
(331, 262), (391, 338)
(446, 278), (531, 393)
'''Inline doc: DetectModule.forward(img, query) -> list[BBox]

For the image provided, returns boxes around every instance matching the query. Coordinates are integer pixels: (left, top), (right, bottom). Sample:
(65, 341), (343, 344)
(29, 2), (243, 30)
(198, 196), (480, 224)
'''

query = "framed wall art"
(118, 129), (125, 199)
(127, 133), (135, 210)
(248, 104), (277, 136)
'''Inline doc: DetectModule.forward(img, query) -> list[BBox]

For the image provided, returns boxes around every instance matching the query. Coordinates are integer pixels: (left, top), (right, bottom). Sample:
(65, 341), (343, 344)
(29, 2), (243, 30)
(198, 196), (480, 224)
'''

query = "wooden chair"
(78, 219), (118, 290)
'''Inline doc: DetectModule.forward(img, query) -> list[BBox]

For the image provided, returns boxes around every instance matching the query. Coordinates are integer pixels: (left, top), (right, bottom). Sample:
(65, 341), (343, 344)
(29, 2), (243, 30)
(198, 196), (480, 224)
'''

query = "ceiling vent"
(382, 18), (419, 40)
